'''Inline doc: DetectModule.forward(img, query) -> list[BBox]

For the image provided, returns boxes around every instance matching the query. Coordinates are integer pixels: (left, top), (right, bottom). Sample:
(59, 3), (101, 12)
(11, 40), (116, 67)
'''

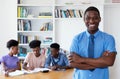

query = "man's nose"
(89, 18), (95, 23)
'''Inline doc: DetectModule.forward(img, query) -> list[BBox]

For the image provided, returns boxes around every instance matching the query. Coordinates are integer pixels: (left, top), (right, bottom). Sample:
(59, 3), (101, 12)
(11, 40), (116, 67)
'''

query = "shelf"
(55, 18), (83, 20)
(55, 3), (100, 6)
(17, 31), (53, 33)
(17, 4), (53, 7)
(19, 43), (51, 46)
(104, 3), (120, 5)
(17, 18), (53, 20)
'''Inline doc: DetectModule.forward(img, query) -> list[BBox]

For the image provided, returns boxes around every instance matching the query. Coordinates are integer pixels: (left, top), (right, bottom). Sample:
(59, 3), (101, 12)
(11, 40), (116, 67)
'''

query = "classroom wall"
(104, 5), (120, 79)
(0, 0), (17, 56)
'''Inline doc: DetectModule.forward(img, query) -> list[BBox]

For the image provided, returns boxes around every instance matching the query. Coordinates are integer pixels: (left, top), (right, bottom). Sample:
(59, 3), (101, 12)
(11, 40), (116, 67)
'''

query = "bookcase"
(17, 0), (105, 59)
(17, 0), (55, 59)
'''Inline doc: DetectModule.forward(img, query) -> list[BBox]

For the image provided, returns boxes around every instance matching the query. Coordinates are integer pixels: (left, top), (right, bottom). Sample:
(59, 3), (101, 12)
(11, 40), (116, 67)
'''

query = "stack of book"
(38, 12), (52, 18)
(18, 20), (31, 31)
(40, 22), (53, 31)
(18, 47), (27, 57)
(55, 9), (83, 18)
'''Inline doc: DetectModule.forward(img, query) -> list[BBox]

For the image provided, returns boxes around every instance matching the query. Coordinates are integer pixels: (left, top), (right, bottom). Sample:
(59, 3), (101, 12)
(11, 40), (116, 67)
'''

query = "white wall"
(104, 5), (120, 79)
(0, 0), (17, 56)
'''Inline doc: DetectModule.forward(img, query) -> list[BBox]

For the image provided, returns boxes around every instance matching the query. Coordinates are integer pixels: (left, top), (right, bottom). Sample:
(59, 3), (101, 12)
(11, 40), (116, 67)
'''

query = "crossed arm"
(68, 51), (116, 70)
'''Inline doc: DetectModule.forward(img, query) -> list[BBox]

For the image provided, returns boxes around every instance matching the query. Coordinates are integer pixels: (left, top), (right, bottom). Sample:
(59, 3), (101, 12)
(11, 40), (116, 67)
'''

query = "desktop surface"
(0, 69), (74, 79)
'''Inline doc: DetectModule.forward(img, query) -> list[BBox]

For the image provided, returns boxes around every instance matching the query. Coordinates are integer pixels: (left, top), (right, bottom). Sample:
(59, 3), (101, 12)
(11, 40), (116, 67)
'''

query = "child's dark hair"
(29, 40), (41, 48)
(7, 39), (18, 49)
(50, 43), (60, 50)
(84, 6), (100, 17)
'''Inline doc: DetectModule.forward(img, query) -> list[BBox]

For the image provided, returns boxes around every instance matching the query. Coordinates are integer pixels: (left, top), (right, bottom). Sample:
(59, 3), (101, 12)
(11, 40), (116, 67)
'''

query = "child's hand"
(4, 71), (9, 77)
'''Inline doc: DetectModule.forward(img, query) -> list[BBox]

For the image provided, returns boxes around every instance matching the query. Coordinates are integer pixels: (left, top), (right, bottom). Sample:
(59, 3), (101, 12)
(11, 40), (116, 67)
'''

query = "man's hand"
(69, 61), (77, 68)
(50, 66), (57, 70)
(102, 51), (110, 56)
(68, 52), (83, 63)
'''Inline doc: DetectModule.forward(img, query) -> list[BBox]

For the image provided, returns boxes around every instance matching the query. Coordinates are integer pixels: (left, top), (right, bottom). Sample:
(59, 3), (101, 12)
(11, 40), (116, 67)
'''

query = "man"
(45, 43), (70, 70)
(23, 40), (46, 70)
(69, 6), (117, 79)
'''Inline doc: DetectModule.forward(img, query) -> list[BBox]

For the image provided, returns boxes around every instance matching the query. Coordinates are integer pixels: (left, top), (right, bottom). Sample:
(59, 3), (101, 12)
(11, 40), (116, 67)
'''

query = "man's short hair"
(7, 39), (18, 49)
(84, 6), (100, 17)
(29, 40), (41, 48)
(50, 43), (60, 50)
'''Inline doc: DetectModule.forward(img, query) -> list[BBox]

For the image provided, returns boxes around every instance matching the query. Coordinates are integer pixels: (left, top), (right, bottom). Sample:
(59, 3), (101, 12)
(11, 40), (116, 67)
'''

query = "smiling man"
(69, 6), (117, 79)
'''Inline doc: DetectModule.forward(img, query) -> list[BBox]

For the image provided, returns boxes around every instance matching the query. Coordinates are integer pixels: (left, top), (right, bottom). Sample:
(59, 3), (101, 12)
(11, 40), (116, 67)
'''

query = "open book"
(9, 68), (51, 76)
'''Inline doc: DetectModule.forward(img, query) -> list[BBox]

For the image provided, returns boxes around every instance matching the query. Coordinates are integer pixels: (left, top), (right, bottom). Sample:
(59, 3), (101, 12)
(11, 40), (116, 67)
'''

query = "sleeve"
(105, 35), (117, 53)
(24, 53), (30, 63)
(1, 56), (5, 63)
(41, 54), (46, 67)
(44, 55), (51, 68)
(16, 57), (20, 63)
(70, 36), (79, 54)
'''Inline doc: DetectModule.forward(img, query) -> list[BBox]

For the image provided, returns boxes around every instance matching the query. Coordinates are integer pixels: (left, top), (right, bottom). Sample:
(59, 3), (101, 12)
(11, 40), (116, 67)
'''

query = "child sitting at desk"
(45, 43), (70, 70)
(1, 39), (21, 76)
(23, 40), (46, 70)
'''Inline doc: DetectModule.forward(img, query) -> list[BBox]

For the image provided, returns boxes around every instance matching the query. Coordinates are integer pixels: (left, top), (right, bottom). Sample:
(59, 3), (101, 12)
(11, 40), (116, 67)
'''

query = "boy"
(45, 43), (70, 70)
(23, 40), (46, 70)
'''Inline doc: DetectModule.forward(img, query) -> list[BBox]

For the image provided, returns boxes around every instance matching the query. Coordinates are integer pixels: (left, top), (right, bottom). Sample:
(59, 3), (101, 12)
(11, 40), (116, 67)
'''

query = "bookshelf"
(17, 0), (105, 58)
(17, 0), (55, 58)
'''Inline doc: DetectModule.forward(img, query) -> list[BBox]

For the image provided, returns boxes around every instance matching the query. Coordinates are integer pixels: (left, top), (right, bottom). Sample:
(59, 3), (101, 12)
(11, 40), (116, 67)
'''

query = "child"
(1, 39), (21, 76)
(45, 43), (70, 70)
(23, 40), (46, 70)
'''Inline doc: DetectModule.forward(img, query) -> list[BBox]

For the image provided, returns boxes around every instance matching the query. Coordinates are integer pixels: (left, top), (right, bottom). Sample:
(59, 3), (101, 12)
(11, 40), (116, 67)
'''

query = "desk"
(0, 69), (74, 79)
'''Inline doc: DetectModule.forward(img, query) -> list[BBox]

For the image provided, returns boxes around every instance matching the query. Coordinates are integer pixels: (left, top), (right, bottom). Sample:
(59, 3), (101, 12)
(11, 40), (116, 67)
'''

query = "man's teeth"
(89, 25), (95, 27)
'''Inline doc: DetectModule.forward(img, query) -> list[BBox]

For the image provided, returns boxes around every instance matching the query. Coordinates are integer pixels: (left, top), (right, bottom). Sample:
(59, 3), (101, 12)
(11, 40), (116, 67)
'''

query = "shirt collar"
(86, 30), (100, 38)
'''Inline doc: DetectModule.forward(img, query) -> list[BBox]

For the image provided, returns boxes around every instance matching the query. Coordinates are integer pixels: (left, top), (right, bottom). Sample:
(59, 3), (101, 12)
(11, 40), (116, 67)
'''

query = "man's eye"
(85, 17), (90, 20)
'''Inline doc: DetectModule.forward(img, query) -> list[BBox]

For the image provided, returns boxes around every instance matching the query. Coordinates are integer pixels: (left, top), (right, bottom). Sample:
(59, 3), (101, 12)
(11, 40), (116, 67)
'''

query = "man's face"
(84, 11), (101, 33)
(32, 47), (40, 56)
(50, 48), (59, 58)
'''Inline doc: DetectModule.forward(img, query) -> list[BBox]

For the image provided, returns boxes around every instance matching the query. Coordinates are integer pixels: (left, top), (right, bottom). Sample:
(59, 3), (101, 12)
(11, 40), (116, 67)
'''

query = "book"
(8, 68), (51, 76)
(17, 7), (21, 18)
(9, 70), (24, 76)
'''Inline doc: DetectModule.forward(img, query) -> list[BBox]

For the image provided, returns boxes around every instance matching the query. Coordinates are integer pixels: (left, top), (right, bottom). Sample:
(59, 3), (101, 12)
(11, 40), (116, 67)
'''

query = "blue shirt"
(70, 30), (116, 79)
(45, 52), (69, 68)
